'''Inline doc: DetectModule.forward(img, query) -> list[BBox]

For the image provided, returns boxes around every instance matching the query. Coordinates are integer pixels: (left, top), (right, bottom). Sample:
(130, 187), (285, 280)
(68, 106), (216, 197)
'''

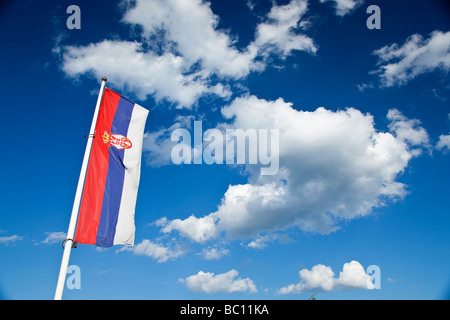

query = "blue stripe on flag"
(96, 97), (135, 247)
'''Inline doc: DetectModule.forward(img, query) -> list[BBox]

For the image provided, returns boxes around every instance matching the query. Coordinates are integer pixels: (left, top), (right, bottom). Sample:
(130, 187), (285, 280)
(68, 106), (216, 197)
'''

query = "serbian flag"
(75, 88), (148, 247)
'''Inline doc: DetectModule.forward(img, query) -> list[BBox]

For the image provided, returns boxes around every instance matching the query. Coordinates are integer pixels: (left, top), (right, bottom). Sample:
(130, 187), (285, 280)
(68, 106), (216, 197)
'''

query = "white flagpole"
(54, 77), (107, 300)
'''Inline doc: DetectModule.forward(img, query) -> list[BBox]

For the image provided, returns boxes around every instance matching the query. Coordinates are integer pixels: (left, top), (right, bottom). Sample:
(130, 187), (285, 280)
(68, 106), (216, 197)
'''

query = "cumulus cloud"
(372, 30), (450, 87)
(180, 269), (257, 293)
(277, 260), (374, 294)
(121, 0), (258, 79)
(157, 95), (429, 243)
(319, 0), (363, 16)
(62, 40), (219, 108)
(60, 0), (316, 108)
(160, 215), (218, 243)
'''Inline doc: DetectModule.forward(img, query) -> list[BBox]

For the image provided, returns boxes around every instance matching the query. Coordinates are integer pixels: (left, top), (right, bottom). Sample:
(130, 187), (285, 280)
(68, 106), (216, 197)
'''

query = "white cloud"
(319, 0), (363, 16)
(386, 277), (397, 284)
(160, 215), (218, 243)
(357, 82), (374, 92)
(121, 0), (258, 79)
(279, 264), (335, 294)
(119, 239), (185, 262)
(0, 234), (23, 246)
(143, 115), (195, 166)
(41, 231), (66, 245)
(199, 247), (230, 260)
(246, 234), (270, 249)
(373, 30), (450, 87)
(62, 40), (219, 108)
(335, 260), (375, 290)
(158, 96), (429, 243)
(60, 0), (316, 108)
(180, 269), (257, 293)
(387, 108), (431, 155)
(436, 133), (450, 152)
(246, 233), (292, 249)
(252, 0), (317, 58)
(278, 260), (374, 294)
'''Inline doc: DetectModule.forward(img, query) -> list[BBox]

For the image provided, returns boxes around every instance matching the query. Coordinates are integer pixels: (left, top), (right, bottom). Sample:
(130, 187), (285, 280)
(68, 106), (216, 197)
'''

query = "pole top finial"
(102, 76), (107, 82)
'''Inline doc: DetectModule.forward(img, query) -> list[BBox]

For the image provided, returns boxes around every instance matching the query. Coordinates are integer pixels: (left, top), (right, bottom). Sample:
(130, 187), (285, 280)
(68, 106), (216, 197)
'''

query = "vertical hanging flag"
(75, 88), (148, 247)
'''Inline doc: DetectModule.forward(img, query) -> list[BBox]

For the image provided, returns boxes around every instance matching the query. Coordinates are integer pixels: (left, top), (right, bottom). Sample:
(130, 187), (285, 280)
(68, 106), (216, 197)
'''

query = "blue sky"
(0, 0), (449, 300)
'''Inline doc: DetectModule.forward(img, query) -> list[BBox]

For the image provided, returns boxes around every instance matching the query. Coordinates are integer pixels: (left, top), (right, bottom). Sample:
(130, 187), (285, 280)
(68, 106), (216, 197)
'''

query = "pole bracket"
(62, 238), (77, 249)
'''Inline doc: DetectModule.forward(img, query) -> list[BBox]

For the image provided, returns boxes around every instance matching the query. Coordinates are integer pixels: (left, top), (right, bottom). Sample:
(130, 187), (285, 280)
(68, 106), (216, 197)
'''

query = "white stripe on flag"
(113, 103), (149, 246)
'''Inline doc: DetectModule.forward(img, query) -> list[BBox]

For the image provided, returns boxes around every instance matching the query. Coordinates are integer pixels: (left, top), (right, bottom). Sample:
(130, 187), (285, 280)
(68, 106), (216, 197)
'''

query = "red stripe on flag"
(75, 89), (121, 245)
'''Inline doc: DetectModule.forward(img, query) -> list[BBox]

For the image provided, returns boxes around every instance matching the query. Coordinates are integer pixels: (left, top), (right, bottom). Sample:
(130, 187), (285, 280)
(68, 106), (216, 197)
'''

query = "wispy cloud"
(387, 108), (431, 155)
(245, 233), (292, 249)
(251, 0), (317, 58)
(319, 0), (364, 16)
(356, 82), (374, 92)
(372, 30), (450, 87)
(0, 234), (23, 246)
(199, 247), (230, 260)
(143, 115), (195, 167)
(118, 239), (186, 263)
(41, 231), (66, 245)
